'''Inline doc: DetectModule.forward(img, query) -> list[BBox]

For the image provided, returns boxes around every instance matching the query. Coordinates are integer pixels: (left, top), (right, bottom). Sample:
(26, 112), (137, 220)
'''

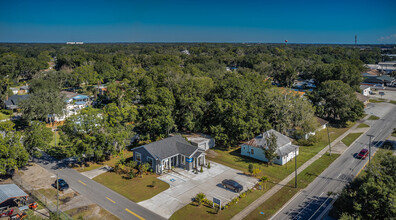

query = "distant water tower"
(285, 40), (288, 46)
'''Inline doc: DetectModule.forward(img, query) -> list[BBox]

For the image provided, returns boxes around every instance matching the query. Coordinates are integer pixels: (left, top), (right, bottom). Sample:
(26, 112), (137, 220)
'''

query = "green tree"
(309, 80), (364, 125)
(334, 152), (396, 219)
(0, 121), (29, 174)
(19, 79), (66, 122)
(263, 132), (278, 166)
(23, 121), (53, 158)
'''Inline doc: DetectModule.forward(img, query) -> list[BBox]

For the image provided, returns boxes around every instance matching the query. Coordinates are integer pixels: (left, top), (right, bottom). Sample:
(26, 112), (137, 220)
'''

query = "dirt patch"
(14, 163), (118, 220)
(207, 150), (219, 158)
(66, 204), (119, 220)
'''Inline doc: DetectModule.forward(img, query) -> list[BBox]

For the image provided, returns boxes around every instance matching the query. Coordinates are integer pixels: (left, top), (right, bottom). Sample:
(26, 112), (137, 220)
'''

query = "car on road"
(356, 149), (369, 159)
(222, 179), (243, 193)
(54, 179), (69, 191)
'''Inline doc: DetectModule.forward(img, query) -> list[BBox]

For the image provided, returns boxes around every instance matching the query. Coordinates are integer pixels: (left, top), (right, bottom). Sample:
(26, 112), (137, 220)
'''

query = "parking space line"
(125, 208), (145, 220)
(78, 180), (87, 186)
(106, 197), (116, 203)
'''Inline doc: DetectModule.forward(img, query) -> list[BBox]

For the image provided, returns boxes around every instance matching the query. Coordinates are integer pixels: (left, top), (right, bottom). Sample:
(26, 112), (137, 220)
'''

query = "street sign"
(379, 92), (385, 97)
(186, 158), (193, 163)
(213, 197), (221, 208)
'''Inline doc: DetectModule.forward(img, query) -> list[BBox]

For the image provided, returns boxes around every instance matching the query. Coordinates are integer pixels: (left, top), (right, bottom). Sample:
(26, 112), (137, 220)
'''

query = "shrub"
(0, 109), (12, 115)
(200, 166), (203, 173)
(248, 164), (254, 174)
(252, 168), (261, 176)
(195, 193), (206, 206)
(297, 135), (318, 146)
(208, 162), (211, 169)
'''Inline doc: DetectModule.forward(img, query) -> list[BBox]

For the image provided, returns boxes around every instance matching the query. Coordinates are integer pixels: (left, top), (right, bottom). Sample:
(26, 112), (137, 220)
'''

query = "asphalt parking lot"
(138, 162), (258, 219)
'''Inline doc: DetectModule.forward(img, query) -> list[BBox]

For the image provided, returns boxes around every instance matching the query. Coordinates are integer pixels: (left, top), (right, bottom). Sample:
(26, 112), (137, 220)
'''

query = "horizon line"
(0, 41), (395, 46)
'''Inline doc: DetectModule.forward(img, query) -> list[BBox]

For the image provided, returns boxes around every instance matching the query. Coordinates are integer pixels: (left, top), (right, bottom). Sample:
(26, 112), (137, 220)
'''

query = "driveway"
(138, 162), (258, 219)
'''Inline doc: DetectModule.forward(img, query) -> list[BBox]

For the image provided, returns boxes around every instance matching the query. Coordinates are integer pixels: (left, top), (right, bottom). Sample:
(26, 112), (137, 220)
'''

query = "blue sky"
(0, 0), (395, 43)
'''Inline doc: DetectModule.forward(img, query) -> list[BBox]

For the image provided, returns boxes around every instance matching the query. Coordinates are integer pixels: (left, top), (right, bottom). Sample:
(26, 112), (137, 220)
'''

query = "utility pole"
(295, 147), (298, 188)
(56, 173), (59, 218)
(367, 134), (374, 166)
(327, 126), (331, 156)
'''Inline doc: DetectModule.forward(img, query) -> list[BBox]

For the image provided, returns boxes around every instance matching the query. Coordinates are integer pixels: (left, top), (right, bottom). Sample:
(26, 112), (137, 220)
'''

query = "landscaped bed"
(341, 132), (363, 147)
(93, 171), (169, 202)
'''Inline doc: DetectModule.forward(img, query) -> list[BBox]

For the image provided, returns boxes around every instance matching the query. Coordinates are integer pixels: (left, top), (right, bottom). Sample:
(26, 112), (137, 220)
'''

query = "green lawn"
(390, 100), (396, 105)
(357, 123), (369, 128)
(170, 182), (276, 220)
(341, 133), (363, 147)
(369, 98), (386, 103)
(244, 153), (340, 220)
(93, 171), (169, 202)
(207, 124), (353, 183)
(0, 112), (10, 120)
(368, 115), (380, 120)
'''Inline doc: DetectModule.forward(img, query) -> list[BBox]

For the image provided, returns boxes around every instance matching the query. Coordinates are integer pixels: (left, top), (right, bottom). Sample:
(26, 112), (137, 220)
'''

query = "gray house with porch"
(131, 135), (206, 174)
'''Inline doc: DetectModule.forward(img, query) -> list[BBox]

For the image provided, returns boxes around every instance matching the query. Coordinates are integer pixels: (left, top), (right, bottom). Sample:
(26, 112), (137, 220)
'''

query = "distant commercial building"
(366, 61), (396, 74)
(363, 75), (395, 86)
(66, 42), (84, 45)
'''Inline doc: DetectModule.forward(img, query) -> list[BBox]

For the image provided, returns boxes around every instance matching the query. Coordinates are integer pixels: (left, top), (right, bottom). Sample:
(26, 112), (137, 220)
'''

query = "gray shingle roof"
(277, 144), (298, 156)
(245, 129), (291, 149)
(4, 94), (29, 108)
(139, 135), (199, 160)
(244, 129), (298, 156)
(0, 184), (28, 204)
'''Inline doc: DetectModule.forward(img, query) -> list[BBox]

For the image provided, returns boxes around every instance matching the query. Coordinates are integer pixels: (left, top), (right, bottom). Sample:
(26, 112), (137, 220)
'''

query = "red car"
(357, 149), (369, 159)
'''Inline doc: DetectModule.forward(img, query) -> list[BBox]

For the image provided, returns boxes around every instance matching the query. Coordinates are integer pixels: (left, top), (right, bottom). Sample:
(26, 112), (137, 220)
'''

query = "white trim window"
(135, 152), (141, 161)
(181, 155), (185, 165)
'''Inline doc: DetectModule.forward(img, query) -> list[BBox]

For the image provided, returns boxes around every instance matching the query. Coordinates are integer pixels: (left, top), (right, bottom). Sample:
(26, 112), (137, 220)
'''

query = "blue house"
(241, 129), (299, 165)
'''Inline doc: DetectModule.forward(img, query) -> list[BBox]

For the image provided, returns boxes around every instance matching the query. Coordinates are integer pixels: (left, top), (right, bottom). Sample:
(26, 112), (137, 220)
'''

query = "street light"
(367, 134), (374, 166)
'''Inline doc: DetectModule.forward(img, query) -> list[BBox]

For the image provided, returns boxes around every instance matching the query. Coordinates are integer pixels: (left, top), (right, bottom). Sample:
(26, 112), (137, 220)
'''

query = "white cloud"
(378, 34), (396, 42)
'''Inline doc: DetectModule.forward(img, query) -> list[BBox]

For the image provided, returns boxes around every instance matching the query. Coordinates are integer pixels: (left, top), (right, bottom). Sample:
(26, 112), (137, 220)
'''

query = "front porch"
(159, 153), (206, 174)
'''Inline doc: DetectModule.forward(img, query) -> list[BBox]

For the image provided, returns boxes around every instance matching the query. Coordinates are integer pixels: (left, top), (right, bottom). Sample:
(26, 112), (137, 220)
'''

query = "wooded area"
(1, 43), (393, 168)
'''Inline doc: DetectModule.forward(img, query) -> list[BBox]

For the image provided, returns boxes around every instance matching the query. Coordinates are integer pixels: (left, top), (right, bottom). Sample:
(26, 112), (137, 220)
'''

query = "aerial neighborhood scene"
(0, 0), (396, 220)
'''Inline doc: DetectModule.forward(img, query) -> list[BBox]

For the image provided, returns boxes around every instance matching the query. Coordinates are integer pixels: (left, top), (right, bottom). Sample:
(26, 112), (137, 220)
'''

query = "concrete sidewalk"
(231, 117), (370, 220)
(81, 165), (113, 179)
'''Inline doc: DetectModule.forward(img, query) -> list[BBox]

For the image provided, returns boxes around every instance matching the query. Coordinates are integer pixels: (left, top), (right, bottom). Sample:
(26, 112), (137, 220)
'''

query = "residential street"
(35, 156), (165, 220)
(270, 103), (396, 220)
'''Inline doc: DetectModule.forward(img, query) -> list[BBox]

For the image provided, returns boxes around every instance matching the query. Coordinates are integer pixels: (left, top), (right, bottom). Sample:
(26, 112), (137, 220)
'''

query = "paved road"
(270, 105), (396, 220)
(36, 156), (165, 220)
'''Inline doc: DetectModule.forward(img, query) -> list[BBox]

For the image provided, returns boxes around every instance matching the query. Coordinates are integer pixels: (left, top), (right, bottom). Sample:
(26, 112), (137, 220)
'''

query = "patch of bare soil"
(16, 163), (56, 190)
(15, 164), (118, 219)
(207, 149), (219, 158)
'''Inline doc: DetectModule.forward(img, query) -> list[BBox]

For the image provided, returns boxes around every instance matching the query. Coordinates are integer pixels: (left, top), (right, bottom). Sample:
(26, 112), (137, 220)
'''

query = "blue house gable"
(241, 129), (299, 165)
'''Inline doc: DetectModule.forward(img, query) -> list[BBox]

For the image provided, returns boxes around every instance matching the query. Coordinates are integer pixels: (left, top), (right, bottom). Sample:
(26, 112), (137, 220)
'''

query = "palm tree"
(260, 176), (268, 190)
(195, 193), (206, 206)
